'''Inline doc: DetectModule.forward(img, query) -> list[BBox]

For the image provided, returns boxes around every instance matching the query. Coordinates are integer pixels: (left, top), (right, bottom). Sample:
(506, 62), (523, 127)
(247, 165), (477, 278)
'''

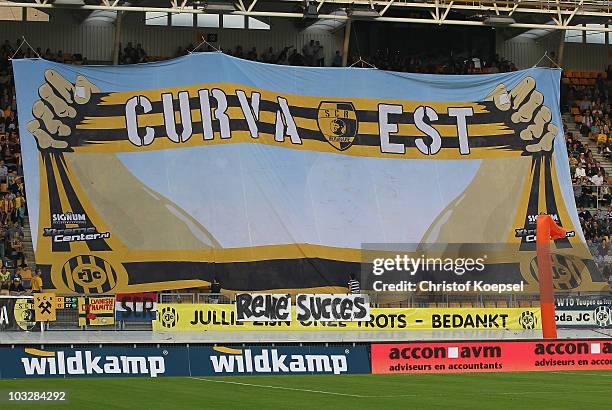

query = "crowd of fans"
(565, 71), (612, 279)
(1, 38), (611, 287)
(173, 41), (515, 74)
(0, 39), (33, 295)
(48, 38), (518, 75)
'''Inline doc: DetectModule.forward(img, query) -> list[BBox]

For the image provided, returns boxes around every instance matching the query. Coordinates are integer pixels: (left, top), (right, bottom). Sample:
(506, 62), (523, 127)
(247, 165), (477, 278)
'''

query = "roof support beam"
(564, 0), (585, 26)
(508, 0), (521, 17)
(247, 0), (258, 13)
(2, 0), (612, 32)
(2, 1), (609, 18)
(441, 1), (454, 22)
(379, 0), (394, 17)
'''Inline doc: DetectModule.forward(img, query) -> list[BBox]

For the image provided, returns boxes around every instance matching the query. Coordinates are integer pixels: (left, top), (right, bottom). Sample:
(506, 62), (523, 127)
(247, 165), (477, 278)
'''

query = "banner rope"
(190, 36), (222, 54)
(9, 36), (41, 60)
(532, 51), (561, 69)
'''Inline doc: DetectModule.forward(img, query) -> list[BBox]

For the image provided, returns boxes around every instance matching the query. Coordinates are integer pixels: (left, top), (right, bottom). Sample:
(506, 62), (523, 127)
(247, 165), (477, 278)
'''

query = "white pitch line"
(550, 372), (612, 377)
(189, 377), (369, 397)
(190, 377), (610, 398)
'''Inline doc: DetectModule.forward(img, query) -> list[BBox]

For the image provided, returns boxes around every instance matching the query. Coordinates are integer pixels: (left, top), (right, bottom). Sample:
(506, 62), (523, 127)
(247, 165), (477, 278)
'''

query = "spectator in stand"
(10, 265), (21, 282)
(592, 171), (605, 187)
(0, 265), (9, 289)
(574, 184), (583, 207)
(597, 129), (608, 153)
(332, 50), (342, 67)
(600, 183), (611, 207)
(14, 191), (25, 225)
(30, 269), (42, 293)
(314, 41), (324, 67)
(0, 159), (7, 182)
(302, 40), (315, 66)
(568, 154), (578, 175)
(575, 163), (587, 182)
(579, 206), (593, 221)
(246, 47), (258, 61)
(11, 235), (24, 268)
(233, 45), (244, 59)
(288, 49), (304, 66)
(0, 193), (12, 224)
(261, 47), (275, 63)
(276, 46), (291, 65)
(8, 276), (24, 294)
(135, 43), (147, 62)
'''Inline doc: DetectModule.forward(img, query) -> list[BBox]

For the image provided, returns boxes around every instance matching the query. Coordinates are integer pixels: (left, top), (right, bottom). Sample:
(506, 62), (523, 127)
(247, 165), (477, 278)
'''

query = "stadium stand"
(0, 1), (610, 404)
(0, 40), (29, 294)
(1, 36), (612, 291)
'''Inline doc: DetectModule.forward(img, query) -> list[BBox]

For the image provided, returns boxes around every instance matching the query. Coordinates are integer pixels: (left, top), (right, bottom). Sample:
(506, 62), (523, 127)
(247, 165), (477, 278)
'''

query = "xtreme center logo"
(43, 226), (110, 243)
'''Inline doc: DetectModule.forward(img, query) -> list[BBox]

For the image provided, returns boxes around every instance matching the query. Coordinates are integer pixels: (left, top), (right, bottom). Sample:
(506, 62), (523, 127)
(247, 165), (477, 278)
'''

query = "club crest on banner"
(317, 101), (358, 151)
(34, 293), (57, 322)
(14, 298), (36, 331)
(59, 255), (119, 294)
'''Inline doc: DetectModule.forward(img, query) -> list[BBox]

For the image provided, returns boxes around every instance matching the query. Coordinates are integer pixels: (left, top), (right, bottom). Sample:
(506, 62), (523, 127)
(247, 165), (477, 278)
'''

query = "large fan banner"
(12, 53), (607, 294)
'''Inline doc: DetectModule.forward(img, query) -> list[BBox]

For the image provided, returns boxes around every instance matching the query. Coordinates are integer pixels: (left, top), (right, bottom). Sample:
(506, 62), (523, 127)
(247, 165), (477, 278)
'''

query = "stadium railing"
(571, 184), (611, 210)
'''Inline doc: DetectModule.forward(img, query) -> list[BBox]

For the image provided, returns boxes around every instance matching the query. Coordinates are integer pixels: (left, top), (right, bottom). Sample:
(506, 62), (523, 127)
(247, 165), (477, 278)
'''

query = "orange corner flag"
(536, 214), (567, 339)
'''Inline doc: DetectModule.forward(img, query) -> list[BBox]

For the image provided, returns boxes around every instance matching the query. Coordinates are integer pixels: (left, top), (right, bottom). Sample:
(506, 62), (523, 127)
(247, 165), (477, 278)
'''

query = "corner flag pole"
(535, 214), (566, 339)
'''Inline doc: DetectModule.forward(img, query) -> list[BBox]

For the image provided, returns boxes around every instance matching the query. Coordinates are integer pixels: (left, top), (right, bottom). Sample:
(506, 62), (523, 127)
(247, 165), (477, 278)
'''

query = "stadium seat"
(496, 300), (509, 308)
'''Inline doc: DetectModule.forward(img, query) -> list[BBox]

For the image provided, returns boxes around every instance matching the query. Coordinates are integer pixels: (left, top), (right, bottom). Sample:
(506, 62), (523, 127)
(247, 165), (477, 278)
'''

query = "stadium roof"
(2, 0), (612, 33)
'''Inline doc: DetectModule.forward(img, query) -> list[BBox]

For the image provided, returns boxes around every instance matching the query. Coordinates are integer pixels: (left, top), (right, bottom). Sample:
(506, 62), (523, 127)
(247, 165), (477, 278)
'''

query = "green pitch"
(1, 371), (610, 409)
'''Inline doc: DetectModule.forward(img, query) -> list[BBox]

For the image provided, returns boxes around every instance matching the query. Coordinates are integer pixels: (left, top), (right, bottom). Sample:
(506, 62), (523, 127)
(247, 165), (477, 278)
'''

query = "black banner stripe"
(122, 259), (524, 291)
(519, 157), (542, 252)
(44, 153), (70, 252)
(53, 155), (112, 252)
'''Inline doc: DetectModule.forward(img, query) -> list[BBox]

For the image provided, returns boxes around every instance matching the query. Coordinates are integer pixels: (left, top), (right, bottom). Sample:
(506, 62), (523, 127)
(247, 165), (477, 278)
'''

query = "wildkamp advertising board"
(0, 345), (369, 378)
